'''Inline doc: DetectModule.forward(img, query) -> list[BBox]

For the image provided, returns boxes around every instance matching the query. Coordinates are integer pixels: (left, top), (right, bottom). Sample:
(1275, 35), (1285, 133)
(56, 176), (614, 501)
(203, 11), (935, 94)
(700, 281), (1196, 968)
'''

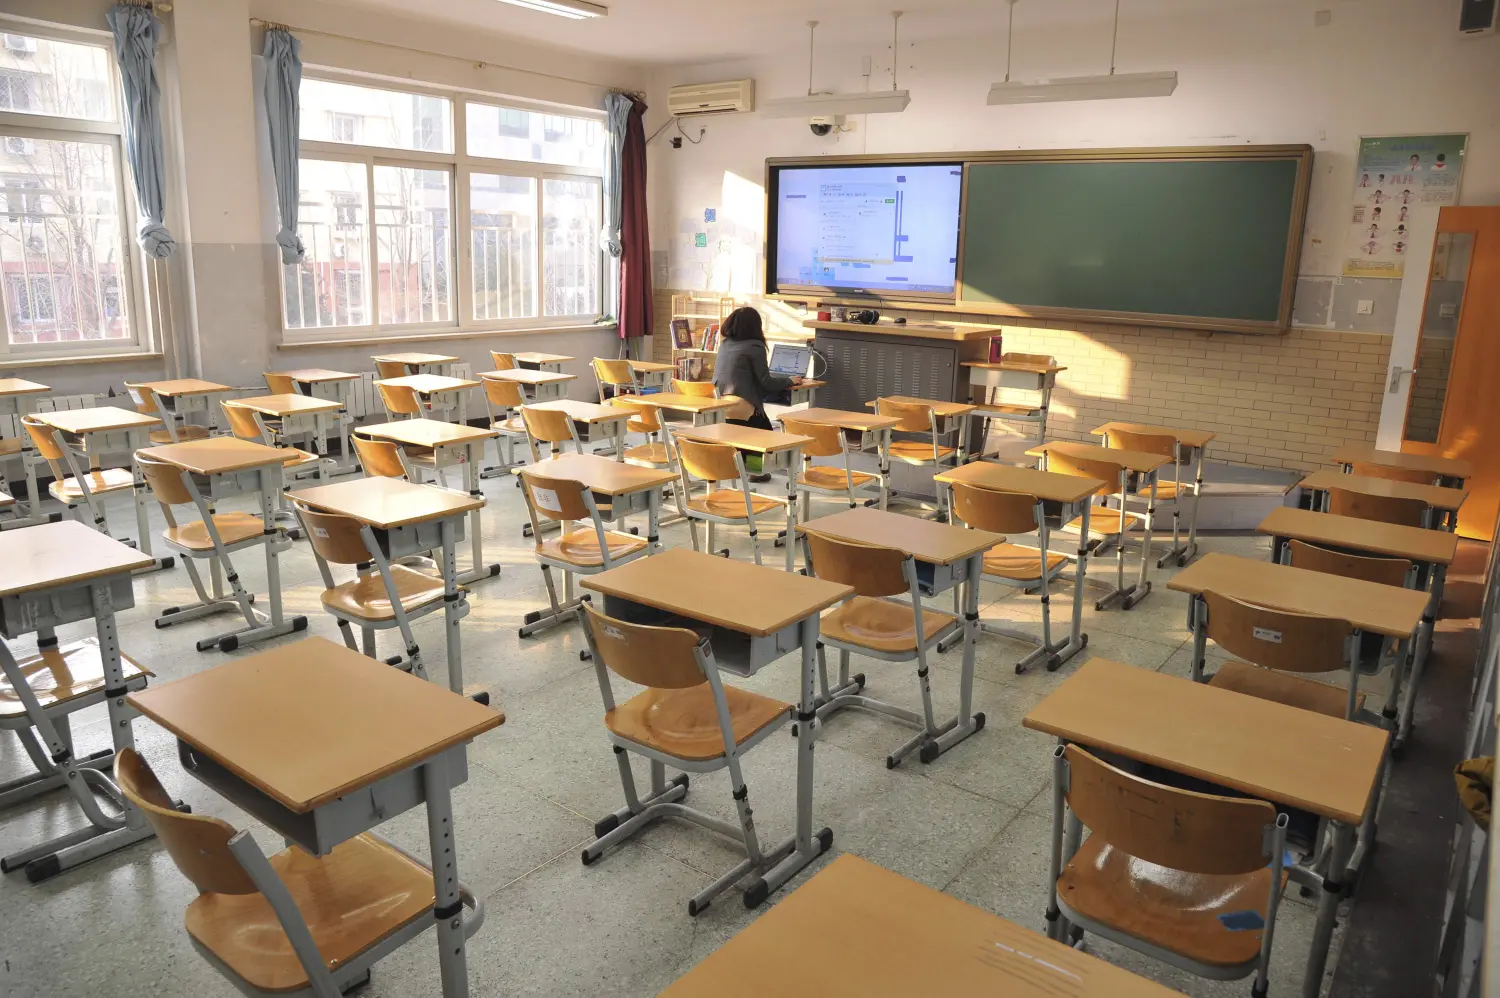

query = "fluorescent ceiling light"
(494, 0), (607, 19)
(762, 90), (912, 118)
(988, 70), (1178, 104)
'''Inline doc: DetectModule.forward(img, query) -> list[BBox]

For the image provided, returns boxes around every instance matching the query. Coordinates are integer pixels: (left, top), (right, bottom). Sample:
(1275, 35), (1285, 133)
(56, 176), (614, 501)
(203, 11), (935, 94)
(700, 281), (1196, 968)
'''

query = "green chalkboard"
(959, 154), (1308, 329)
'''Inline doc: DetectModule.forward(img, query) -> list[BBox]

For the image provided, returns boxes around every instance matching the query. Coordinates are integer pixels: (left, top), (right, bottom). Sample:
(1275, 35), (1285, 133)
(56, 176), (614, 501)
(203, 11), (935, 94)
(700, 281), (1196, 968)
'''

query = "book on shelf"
(670, 318), (694, 350)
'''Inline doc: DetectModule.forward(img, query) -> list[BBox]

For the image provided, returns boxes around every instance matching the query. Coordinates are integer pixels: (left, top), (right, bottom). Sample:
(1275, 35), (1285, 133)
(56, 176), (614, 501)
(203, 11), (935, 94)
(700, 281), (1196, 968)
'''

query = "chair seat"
(0, 438), (19, 457)
(605, 684), (790, 762)
(798, 466), (878, 490)
(277, 447), (321, 468)
(539, 529), (648, 568)
(50, 467), (136, 502)
(685, 489), (783, 520)
(148, 424), (213, 445)
(164, 512), (267, 552)
(820, 596), (957, 654)
(1062, 507), (1142, 536)
(497, 415), (528, 435)
(184, 833), (436, 994)
(1058, 836), (1282, 971)
(982, 543), (1068, 583)
(322, 564), (452, 621)
(887, 440), (955, 465)
(978, 403), (1043, 417)
(1208, 660), (1364, 719)
(1133, 480), (1185, 501)
(0, 638), (150, 719)
(0, 490), (12, 508)
(624, 441), (672, 466)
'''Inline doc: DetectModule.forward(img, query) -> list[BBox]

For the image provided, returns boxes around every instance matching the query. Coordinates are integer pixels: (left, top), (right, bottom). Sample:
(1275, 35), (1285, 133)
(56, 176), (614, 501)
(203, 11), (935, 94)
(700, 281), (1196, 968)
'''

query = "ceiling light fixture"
(493, 0), (607, 20)
(762, 12), (911, 118)
(987, 0), (1177, 105)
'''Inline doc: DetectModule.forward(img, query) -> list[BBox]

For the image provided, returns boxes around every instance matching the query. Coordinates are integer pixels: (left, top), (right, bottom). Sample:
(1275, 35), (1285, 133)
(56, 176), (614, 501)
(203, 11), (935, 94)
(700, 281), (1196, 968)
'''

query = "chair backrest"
(520, 405), (575, 446)
(375, 360), (409, 380)
(672, 379), (717, 398)
(875, 397), (934, 434)
(593, 357), (634, 389)
(1351, 461), (1436, 486)
(1328, 486), (1426, 528)
(519, 469), (592, 523)
(1002, 351), (1057, 367)
(115, 748), (257, 896)
(675, 436), (741, 483)
(1045, 449), (1124, 488)
(220, 402), (264, 443)
(481, 374), (525, 411)
(352, 435), (407, 479)
(1202, 589), (1352, 674)
(21, 415), (65, 462)
(264, 373), (298, 396)
(778, 417), (842, 458)
(950, 482), (1039, 534)
(1106, 428), (1177, 460)
(135, 454), (195, 506)
(804, 529), (908, 598)
(291, 500), (372, 564)
(583, 603), (706, 690)
(377, 382), (422, 417)
(489, 351), (517, 371)
(124, 381), (160, 415)
(1287, 538), (1412, 588)
(607, 395), (660, 434)
(1062, 744), (1275, 875)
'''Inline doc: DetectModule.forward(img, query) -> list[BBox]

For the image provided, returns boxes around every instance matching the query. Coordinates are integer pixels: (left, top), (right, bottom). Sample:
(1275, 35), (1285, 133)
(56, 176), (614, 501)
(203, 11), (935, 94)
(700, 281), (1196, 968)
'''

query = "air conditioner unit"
(668, 79), (754, 117)
(2, 35), (37, 54)
(1459, 0), (1497, 33)
(4, 136), (34, 156)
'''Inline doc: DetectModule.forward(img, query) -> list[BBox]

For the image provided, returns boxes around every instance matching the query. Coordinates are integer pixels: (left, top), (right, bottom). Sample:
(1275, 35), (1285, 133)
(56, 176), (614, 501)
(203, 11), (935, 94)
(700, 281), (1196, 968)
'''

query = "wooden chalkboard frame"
(765, 144), (1314, 335)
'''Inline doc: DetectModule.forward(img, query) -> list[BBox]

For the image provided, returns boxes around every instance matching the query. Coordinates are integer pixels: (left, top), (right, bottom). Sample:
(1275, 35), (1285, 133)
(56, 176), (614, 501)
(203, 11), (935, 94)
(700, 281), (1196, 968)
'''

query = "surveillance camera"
(809, 121), (833, 137)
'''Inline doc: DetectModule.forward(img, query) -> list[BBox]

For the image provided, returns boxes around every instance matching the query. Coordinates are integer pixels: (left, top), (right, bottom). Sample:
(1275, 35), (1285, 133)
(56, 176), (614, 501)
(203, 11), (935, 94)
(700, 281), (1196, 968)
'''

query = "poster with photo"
(1344, 134), (1467, 278)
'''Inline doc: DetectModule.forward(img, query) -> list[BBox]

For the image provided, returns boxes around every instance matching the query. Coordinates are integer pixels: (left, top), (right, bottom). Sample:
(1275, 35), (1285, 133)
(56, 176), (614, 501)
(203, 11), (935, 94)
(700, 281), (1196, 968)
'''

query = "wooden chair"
(114, 748), (479, 998)
(578, 604), (794, 916)
(593, 357), (636, 403)
(1104, 427), (1184, 569)
(125, 381), (213, 444)
(21, 415), (134, 537)
(1328, 486), (1427, 529)
(1045, 449), (1144, 610)
(345, 436), (441, 574)
(375, 382), (428, 422)
(223, 400), (325, 490)
(375, 360), (410, 381)
(605, 396), (673, 469)
(478, 374), (529, 477)
(801, 529), (960, 768)
(780, 415), (880, 516)
(675, 436), (782, 565)
(1285, 538), (1412, 677)
(1048, 744), (1288, 994)
(1351, 461), (1437, 486)
(489, 350), (517, 371)
(519, 405), (583, 463)
(292, 499), (463, 678)
(874, 398), (958, 517)
(672, 379), (718, 398)
(263, 372), (300, 396)
(973, 351), (1056, 464)
(516, 469), (649, 646)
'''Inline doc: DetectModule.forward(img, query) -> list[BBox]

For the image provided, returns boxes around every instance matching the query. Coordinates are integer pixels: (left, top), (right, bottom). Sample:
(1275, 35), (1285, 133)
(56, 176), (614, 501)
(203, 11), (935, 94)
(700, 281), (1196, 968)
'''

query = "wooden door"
(1400, 206), (1500, 540)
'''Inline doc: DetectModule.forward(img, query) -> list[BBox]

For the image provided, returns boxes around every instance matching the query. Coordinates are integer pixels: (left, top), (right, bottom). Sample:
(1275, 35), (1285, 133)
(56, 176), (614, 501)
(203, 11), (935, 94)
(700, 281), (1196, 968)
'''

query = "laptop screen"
(768, 343), (812, 377)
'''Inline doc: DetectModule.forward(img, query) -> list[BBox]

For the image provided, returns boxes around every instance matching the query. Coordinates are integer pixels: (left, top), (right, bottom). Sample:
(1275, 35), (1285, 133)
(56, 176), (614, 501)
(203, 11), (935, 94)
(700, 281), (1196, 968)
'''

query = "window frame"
(0, 19), (145, 360)
(285, 71), (606, 344)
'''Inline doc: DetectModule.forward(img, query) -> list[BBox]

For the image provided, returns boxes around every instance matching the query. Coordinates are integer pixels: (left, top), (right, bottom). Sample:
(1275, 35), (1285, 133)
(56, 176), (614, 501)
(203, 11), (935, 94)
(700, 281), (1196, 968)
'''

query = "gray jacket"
(713, 339), (794, 418)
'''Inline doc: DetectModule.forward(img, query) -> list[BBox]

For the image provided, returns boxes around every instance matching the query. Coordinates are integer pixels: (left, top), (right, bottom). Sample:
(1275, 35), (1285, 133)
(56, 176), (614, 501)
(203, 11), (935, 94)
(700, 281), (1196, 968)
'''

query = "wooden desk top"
(1258, 506), (1458, 566)
(514, 352), (573, 365)
(865, 396), (978, 418)
(36, 406), (160, 434)
(799, 507), (1002, 566)
(581, 547), (852, 637)
(480, 369), (576, 385)
(526, 399), (632, 425)
(673, 422), (812, 454)
(1299, 470), (1467, 512)
(628, 360), (676, 373)
(127, 637), (502, 813)
(1168, 552), (1428, 638)
(0, 378), (48, 396)
(519, 452), (676, 496)
(1331, 444), (1472, 481)
(276, 368), (358, 383)
(0, 519), (154, 598)
(358, 418), (497, 449)
(1091, 421), (1217, 449)
(137, 378), (231, 397)
(661, 854), (1178, 998)
(137, 437), (305, 475)
(635, 392), (738, 414)
(961, 359), (1068, 375)
(371, 351), (457, 366)
(289, 477), (484, 529)
(1028, 440), (1172, 474)
(231, 394), (342, 417)
(804, 318), (999, 343)
(934, 462), (1106, 504)
(778, 407), (902, 432)
(1023, 658), (1387, 826)
(375, 374), (479, 394)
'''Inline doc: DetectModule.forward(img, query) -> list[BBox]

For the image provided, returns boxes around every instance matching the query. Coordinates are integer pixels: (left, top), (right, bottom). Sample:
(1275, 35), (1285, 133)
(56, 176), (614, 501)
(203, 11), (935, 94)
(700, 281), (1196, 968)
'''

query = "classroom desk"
(797, 507), (1000, 762)
(513, 351), (572, 372)
(232, 393), (342, 461)
(127, 636), (501, 998)
(672, 422), (809, 571)
(1299, 469), (1467, 531)
(1028, 440), (1171, 610)
(136, 378), (232, 439)
(36, 406), (170, 571)
(627, 359), (675, 392)
(864, 395), (979, 464)
(962, 359), (1066, 463)
(0, 520), (157, 881)
(787, 378), (824, 407)
(1332, 443), (1472, 488)
(933, 461), (1107, 672)
(524, 398), (632, 461)
(289, 478), (483, 698)
(660, 853), (1178, 998)
(477, 368), (576, 403)
(355, 419), (502, 585)
(272, 369), (360, 473)
(633, 391), (737, 426)
(580, 547), (852, 908)
(0, 378), (52, 530)
(1023, 656), (1388, 998)
(138, 437), (312, 652)
(517, 452), (675, 549)
(771, 407), (900, 510)
(1092, 421), (1216, 567)
(377, 374), (480, 424)
(372, 351), (457, 375)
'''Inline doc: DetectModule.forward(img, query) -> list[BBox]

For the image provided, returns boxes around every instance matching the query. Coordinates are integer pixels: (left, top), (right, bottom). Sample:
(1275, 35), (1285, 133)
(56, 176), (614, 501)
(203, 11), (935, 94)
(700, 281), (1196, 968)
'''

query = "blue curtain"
(600, 92), (633, 320)
(262, 29), (304, 264)
(106, 4), (173, 258)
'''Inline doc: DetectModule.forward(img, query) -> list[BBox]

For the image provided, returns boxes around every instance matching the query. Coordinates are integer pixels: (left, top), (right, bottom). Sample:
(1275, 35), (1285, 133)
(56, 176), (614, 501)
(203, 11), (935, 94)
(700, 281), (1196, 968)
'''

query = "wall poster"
(1343, 133), (1467, 279)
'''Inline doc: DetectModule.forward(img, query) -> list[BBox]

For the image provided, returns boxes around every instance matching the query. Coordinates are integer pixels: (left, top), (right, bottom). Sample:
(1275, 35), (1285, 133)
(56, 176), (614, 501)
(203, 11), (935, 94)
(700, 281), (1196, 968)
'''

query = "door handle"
(1388, 366), (1418, 393)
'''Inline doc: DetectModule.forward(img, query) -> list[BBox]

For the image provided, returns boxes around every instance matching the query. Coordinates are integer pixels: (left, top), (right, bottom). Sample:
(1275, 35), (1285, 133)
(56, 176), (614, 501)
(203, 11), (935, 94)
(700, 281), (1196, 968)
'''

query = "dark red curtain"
(618, 96), (652, 341)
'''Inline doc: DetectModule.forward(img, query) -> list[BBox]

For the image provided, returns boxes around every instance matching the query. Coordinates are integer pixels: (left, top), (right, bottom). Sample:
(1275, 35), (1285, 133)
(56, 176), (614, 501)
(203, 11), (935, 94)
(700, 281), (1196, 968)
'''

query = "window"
(281, 75), (604, 340)
(0, 34), (112, 120)
(2, 175), (41, 219)
(0, 72), (35, 112)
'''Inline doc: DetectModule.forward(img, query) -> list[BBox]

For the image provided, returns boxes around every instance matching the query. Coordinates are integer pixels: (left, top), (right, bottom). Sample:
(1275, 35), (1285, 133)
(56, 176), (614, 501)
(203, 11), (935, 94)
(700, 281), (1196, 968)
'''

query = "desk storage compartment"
(374, 518), (466, 560)
(197, 468), (268, 500)
(0, 576), (136, 637)
(915, 558), (967, 598)
(599, 595), (803, 677)
(968, 367), (1051, 392)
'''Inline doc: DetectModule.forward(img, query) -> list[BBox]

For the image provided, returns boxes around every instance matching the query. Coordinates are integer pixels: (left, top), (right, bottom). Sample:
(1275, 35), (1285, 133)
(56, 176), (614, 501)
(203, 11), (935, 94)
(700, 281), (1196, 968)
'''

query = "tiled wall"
(652, 290), (1392, 474)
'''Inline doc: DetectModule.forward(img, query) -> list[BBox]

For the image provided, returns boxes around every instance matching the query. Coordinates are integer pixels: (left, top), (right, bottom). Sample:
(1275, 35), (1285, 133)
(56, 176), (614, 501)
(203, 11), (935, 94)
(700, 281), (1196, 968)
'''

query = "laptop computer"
(768, 343), (814, 378)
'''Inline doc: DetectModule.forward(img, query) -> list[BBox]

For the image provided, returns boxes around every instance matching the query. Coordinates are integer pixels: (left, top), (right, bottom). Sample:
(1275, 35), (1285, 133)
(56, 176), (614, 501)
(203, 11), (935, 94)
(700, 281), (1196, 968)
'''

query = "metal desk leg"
(614, 419), (625, 463)
(440, 517), (466, 697)
(1054, 502), (1092, 668)
(1395, 564), (1444, 750)
(1303, 822), (1356, 998)
(877, 429), (891, 511)
(457, 443), (500, 586)
(924, 550), (987, 762)
(1097, 472), (1156, 611)
(784, 445), (800, 572)
(423, 754), (472, 998)
(127, 443), (171, 573)
(647, 487), (661, 553)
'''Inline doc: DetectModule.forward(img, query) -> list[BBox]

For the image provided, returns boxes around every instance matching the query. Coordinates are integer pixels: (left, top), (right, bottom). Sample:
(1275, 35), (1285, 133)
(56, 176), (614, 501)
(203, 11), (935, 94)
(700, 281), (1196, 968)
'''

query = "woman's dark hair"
(720, 306), (765, 343)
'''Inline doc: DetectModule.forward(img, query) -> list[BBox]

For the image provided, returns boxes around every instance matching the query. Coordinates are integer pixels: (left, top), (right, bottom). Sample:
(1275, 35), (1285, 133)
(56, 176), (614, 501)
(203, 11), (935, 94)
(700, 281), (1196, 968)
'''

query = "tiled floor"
(0, 466), (1362, 997)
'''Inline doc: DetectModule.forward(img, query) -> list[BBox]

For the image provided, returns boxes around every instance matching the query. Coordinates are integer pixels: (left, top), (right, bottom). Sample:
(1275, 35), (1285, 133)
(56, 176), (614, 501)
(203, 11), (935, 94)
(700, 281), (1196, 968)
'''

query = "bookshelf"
(668, 294), (735, 383)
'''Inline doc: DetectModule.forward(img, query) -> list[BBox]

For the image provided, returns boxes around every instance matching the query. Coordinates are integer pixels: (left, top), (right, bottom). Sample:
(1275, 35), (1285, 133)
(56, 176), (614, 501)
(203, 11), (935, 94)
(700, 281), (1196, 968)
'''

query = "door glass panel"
(1403, 231), (1473, 444)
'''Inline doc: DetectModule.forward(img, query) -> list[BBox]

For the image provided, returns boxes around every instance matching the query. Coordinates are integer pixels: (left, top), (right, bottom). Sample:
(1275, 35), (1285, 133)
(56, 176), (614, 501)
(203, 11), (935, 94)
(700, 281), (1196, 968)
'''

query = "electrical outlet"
(1356, 300), (1374, 315)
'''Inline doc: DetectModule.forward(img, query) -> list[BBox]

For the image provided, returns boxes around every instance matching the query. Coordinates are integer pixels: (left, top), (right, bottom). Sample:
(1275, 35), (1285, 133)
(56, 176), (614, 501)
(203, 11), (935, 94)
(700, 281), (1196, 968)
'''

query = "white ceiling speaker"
(987, 0), (1178, 105)
(762, 13), (910, 119)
